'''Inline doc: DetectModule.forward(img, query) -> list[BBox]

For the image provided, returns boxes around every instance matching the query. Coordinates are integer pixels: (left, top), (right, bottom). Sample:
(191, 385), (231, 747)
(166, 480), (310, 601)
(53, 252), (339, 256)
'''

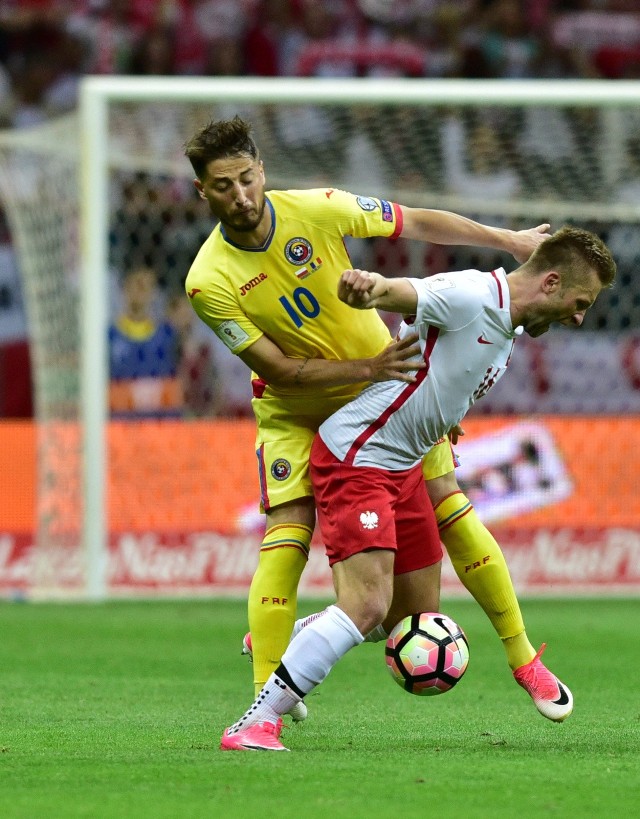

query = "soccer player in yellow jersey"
(185, 115), (562, 721)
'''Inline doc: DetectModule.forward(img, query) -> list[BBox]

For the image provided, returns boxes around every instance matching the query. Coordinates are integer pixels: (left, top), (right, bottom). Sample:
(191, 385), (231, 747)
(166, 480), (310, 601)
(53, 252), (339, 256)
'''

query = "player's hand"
(447, 424), (465, 445)
(369, 333), (425, 383)
(510, 224), (551, 263)
(338, 268), (382, 308)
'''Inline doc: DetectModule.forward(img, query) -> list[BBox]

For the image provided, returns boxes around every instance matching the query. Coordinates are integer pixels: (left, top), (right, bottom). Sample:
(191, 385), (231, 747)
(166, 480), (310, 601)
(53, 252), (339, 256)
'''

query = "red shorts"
(310, 436), (442, 572)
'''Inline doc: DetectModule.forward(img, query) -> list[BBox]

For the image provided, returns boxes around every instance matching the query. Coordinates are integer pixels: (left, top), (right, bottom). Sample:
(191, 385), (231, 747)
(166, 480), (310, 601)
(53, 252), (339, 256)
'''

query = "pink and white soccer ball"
(385, 612), (469, 696)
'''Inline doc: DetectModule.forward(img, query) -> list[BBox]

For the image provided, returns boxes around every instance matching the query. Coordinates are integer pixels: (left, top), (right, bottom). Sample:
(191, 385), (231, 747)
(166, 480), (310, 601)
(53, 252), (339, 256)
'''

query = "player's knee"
(425, 470), (459, 506)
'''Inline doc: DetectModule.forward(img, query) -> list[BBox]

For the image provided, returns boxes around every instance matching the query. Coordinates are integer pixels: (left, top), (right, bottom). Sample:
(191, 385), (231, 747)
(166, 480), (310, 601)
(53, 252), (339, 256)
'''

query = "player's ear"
(541, 270), (560, 294)
(194, 178), (207, 200)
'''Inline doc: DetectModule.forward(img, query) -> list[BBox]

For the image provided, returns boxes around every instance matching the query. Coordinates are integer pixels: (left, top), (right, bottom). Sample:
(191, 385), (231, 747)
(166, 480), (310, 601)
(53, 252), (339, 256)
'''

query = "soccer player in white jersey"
(186, 116), (564, 724)
(220, 226), (616, 751)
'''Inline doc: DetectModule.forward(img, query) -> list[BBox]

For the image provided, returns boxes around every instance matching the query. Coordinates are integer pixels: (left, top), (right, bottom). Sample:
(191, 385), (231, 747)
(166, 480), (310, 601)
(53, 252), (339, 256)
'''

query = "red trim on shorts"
(344, 324), (440, 465)
(491, 270), (503, 308)
(256, 444), (270, 510)
(252, 378), (267, 398)
(390, 202), (403, 239)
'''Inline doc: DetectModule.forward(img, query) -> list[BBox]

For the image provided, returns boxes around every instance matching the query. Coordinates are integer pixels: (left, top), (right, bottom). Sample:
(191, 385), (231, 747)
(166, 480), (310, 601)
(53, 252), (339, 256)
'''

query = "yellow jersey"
(186, 188), (402, 402)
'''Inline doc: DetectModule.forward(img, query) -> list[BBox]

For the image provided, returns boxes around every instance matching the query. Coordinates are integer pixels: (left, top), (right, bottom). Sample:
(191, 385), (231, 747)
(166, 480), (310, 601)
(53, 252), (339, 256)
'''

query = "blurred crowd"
(2, 0), (640, 419)
(2, 0), (640, 128)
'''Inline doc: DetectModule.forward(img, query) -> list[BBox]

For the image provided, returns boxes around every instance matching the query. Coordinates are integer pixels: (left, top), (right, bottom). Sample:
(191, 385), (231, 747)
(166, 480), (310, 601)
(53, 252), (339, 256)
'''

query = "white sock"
(281, 604), (364, 693)
(291, 608), (329, 639)
(228, 673), (301, 734)
(293, 609), (386, 643)
(229, 605), (363, 733)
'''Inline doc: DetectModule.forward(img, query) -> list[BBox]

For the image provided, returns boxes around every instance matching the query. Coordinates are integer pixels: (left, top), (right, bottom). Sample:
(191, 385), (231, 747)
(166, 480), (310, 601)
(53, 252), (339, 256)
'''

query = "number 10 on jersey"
(279, 287), (320, 328)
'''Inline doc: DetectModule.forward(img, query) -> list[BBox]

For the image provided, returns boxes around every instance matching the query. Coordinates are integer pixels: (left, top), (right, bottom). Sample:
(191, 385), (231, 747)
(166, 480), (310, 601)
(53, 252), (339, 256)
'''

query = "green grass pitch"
(1, 597), (639, 818)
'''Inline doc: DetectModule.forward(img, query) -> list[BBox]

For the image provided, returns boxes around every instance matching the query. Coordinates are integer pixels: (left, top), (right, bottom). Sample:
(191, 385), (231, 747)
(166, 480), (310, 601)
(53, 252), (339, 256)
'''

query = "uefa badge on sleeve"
(356, 196), (378, 212)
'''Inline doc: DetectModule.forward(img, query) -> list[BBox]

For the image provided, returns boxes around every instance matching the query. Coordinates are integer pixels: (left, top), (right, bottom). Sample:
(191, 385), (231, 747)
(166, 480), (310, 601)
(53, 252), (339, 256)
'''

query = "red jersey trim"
(343, 324), (440, 466)
(490, 269), (504, 308)
(390, 202), (403, 240)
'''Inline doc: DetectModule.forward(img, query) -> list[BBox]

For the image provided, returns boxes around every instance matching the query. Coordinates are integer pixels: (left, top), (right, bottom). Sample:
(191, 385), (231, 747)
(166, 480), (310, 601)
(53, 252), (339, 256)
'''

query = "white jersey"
(319, 268), (520, 470)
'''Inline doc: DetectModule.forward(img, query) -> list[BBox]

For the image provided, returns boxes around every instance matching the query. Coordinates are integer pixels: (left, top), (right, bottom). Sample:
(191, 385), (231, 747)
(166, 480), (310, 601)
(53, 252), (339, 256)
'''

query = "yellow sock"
(434, 491), (536, 670)
(247, 523), (312, 695)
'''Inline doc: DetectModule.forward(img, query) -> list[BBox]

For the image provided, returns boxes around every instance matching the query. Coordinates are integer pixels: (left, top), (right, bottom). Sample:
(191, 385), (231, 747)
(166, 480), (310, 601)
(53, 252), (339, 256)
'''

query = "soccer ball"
(385, 612), (469, 696)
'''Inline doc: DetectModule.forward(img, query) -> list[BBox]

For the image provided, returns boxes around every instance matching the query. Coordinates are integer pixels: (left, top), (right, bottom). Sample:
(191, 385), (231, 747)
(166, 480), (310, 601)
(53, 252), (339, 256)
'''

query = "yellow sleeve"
(292, 188), (402, 240)
(187, 274), (262, 356)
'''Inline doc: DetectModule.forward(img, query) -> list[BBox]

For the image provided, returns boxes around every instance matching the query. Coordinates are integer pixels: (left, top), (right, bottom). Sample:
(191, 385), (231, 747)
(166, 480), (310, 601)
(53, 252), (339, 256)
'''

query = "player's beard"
(220, 196), (266, 233)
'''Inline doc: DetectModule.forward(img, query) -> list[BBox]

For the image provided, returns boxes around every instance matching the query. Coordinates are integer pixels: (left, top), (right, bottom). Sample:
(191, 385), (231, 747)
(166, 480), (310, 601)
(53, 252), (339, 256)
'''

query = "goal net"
(1, 77), (640, 599)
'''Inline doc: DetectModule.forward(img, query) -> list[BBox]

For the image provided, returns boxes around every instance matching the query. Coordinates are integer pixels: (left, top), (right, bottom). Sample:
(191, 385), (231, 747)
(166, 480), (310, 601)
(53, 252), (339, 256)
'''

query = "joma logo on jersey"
(239, 272), (268, 296)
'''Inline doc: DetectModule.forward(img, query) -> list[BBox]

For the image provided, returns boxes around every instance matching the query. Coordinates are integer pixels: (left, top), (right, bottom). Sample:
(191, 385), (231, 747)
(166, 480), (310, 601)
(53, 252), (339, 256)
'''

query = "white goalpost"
(2, 77), (640, 599)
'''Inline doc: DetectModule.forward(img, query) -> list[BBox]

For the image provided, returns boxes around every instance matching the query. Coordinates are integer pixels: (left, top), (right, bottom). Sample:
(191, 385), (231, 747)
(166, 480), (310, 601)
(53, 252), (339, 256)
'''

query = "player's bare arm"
(338, 269), (419, 314)
(237, 332), (425, 389)
(399, 206), (550, 264)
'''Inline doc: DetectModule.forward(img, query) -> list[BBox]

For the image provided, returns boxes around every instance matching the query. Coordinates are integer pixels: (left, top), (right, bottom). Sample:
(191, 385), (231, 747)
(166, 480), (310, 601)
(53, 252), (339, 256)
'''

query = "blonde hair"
(523, 226), (616, 288)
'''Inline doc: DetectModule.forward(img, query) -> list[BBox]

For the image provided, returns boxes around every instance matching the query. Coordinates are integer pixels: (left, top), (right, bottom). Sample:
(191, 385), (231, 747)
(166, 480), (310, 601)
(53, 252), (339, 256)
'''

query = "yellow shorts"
(252, 394), (349, 512)
(253, 395), (458, 511)
(421, 437), (459, 481)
